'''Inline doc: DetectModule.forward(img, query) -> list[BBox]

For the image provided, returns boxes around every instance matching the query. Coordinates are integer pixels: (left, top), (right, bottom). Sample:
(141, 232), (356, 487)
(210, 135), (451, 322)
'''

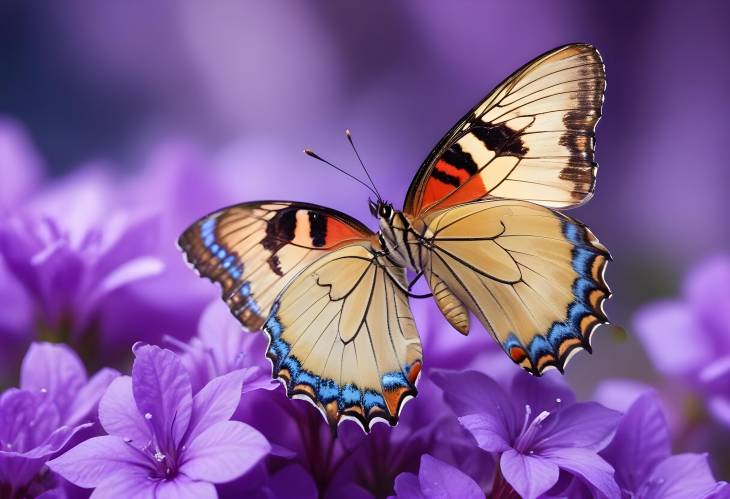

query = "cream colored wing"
(263, 243), (422, 431)
(417, 199), (610, 374)
(404, 44), (605, 215)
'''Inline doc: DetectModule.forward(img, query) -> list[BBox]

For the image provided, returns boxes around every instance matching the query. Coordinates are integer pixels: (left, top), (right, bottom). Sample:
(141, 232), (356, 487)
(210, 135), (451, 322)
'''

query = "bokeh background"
(2, 0), (729, 481)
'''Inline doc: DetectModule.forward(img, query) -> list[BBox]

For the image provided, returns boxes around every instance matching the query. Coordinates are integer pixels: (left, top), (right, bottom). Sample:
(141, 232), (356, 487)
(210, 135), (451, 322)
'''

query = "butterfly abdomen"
(428, 272), (470, 335)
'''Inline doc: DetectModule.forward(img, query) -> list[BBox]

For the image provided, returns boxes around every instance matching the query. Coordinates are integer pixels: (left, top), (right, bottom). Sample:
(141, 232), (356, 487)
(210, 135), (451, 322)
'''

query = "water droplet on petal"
(40, 388), (48, 394)
(154, 451), (165, 462)
(5, 443), (12, 449)
(123, 437), (132, 443)
(555, 398), (561, 403)
(529, 450), (534, 454)
(144, 413), (152, 420)
(181, 445), (187, 451)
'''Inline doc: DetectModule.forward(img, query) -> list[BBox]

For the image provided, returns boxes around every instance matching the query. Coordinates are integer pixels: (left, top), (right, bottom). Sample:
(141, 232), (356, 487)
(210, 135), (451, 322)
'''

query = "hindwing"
(263, 244), (422, 431)
(416, 199), (610, 374)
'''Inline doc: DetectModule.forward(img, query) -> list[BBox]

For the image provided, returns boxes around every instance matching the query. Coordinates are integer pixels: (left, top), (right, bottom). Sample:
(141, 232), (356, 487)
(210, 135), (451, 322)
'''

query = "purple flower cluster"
(1, 120), (728, 497)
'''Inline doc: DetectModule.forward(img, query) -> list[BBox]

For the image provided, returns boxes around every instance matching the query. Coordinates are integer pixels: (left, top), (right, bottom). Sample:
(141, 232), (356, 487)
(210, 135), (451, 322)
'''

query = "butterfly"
(179, 44), (610, 432)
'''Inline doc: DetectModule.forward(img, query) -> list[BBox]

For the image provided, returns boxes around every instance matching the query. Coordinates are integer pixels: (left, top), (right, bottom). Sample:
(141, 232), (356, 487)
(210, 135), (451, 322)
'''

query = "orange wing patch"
(421, 159), (488, 210)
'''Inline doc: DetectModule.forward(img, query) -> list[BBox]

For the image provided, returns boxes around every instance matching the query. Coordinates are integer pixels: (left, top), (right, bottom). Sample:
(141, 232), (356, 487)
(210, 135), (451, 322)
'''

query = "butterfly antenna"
(303, 149), (379, 198)
(345, 129), (382, 201)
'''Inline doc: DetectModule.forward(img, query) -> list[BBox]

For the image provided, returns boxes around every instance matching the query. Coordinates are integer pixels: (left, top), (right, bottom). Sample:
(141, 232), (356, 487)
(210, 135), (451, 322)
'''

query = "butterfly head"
(369, 198), (394, 222)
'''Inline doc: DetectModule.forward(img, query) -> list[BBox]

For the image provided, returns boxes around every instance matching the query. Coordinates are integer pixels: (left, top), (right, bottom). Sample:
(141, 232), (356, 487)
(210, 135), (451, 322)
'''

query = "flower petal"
(132, 344), (192, 452)
(510, 371), (576, 415)
(707, 396), (730, 428)
(539, 447), (620, 498)
(47, 436), (150, 488)
(534, 402), (621, 453)
(593, 378), (655, 413)
(187, 369), (246, 443)
(240, 366), (277, 393)
(20, 342), (87, 417)
(98, 376), (152, 450)
(636, 453), (727, 499)
(500, 449), (560, 499)
(684, 255), (730, 343)
(90, 256), (164, 305)
(156, 475), (217, 499)
(66, 368), (119, 426)
(458, 413), (512, 453)
(600, 391), (671, 492)
(180, 420), (270, 483)
(36, 488), (67, 499)
(417, 455), (483, 499)
(393, 472), (425, 499)
(36, 421), (94, 456)
(0, 453), (47, 491)
(431, 370), (517, 440)
(634, 301), (710, 376)
(90, 469), (157, 499)
(268, 464), (319, 499)
(0, 388), (56, 449)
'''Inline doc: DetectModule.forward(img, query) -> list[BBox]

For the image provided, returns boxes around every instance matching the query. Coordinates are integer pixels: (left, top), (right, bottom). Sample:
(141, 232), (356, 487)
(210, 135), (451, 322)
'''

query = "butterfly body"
(179, 44), (611, 431)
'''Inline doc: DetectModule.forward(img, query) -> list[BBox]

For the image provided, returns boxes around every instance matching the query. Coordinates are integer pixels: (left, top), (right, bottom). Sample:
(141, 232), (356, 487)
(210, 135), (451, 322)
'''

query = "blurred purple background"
(1, 0), (729, 478)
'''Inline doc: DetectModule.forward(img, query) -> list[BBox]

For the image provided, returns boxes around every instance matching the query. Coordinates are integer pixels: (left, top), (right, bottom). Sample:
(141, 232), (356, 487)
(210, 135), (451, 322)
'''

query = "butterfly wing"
(263, 243), (422, 431)
(404, 43), (605, 216)
(178, 201), (372, 331)
(417, 199), (610, 375)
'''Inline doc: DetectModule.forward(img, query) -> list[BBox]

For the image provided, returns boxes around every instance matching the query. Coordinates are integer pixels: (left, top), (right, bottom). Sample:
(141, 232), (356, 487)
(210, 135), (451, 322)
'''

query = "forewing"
(404, 44), (605, 215)
(178, 201), (372, 331)
(263, 244), (423, 431)
(419, 199), (610, 375)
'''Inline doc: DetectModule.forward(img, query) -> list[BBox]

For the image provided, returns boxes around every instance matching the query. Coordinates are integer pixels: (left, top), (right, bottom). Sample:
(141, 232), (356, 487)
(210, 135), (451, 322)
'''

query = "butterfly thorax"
(374, 202), (423, 271)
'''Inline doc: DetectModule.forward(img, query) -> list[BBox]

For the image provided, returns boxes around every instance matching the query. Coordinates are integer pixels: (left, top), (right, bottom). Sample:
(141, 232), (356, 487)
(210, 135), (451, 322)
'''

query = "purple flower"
(0, 168), (164, 352)
(166, 300), (276, 394)
(0, 342), (118, 497)
(392, 454), (483, 499)
(48, 343), (270, 497)
(601, 391), (727, 498)
(433, 370), (621, 499)
(635, 254), (730, 426)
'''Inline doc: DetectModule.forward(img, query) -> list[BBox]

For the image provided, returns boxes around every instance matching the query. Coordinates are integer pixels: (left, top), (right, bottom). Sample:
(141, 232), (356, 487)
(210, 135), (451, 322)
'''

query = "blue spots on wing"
(341, 384), (361, 407)
(506, 220), (607, 371)
(318, 380), (339, 404)
(263, 301), (413, 427)
(237, 282), (262, 316)
(381, 372), (409, 390)
(363, 391), (386, 411)
(199, 216), (244, 282)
